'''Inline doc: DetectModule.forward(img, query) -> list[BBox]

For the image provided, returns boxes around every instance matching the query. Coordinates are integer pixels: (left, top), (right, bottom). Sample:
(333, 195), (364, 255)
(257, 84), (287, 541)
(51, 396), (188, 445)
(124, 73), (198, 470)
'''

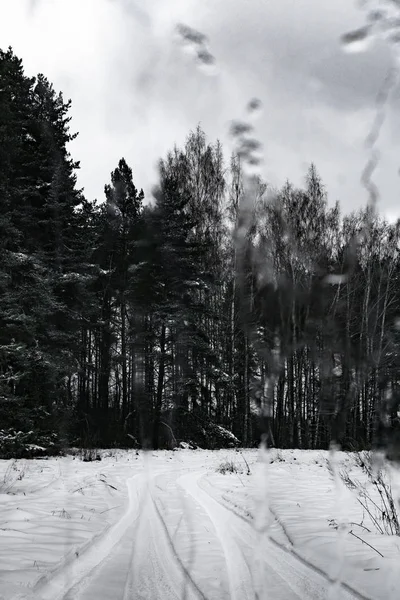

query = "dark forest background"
(1, 48), (400, 457)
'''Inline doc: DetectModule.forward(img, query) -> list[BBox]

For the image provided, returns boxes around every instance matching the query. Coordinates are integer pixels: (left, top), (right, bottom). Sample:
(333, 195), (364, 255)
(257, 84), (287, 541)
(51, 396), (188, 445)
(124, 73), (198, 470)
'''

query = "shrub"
(340, 451), (400, 536)
(162, 407), (240, 449)
(216, 460), (241, 474)
(0, 428), (63, 459)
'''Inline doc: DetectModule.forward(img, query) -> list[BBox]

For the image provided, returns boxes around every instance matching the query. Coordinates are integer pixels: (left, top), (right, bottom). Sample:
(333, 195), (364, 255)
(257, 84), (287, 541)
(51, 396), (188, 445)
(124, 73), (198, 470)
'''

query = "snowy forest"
(1, 46), (400, 457)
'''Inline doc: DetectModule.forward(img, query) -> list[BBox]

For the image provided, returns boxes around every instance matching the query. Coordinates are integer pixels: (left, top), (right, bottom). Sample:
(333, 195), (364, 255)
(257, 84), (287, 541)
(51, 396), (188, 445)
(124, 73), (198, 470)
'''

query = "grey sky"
(1, 0), (399, 220)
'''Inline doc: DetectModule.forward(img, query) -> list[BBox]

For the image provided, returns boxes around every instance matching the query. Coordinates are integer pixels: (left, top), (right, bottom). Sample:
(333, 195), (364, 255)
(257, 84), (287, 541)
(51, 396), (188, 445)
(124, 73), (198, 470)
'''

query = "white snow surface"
(0, 448), (399, 600)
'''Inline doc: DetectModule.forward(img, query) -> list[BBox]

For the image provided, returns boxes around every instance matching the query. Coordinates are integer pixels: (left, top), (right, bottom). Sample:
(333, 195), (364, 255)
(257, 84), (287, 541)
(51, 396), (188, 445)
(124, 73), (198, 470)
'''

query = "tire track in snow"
(42, 470), (207, 600)
(29, 461), (370, 600)
(199, 473), (373, 600)
(198, 475), (294, 549)
(148, 469), (232, 600)
(119, 484), (206, 600)
(179, 471), (363, 600)
(33, 474), (142, 600)
(178, 471), (254, 600)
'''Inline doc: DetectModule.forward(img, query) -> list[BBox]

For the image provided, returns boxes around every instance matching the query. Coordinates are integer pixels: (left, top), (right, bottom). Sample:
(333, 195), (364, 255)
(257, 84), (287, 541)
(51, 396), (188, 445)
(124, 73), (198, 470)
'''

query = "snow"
(0, 449), (399, 599)
(61, 273), (91, 282)
(9, 252), (30, 264)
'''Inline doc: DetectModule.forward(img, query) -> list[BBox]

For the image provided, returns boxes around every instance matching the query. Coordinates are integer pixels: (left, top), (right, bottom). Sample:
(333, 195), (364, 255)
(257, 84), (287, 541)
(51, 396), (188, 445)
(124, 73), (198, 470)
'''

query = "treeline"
(1, 48), (399, 453)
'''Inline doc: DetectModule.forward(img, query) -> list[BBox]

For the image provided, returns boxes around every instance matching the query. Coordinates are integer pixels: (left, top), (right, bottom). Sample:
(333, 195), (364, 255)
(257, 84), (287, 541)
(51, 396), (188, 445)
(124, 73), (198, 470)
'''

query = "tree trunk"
(153, 322), (166, 449)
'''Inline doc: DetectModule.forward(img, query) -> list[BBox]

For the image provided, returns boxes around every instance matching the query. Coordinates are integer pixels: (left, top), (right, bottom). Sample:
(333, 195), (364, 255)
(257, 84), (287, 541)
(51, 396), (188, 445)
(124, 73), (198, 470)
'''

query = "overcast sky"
(1, 0), (399, 220)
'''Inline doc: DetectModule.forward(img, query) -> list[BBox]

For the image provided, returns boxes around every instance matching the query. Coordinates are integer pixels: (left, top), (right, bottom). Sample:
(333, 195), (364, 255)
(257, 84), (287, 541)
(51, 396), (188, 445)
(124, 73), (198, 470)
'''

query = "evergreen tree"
(2, 46), (399, 453)
(0, 48), (85, 444)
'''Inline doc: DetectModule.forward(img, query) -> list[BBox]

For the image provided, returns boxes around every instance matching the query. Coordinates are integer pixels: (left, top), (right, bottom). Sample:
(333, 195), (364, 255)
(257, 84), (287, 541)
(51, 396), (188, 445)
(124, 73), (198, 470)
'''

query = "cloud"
(0, 0), (398, 221)
(176, 23), (208, 47)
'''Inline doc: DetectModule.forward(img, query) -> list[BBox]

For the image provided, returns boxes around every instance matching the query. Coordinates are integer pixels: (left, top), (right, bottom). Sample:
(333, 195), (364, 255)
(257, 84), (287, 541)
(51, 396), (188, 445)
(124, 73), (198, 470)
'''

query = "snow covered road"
(0, 449), (398, 600)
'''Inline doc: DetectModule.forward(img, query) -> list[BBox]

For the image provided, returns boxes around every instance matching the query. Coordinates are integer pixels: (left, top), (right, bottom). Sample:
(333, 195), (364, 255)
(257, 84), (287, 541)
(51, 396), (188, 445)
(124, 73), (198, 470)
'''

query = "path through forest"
(32, 458), (359, 600)
(1, 450), (397, 600)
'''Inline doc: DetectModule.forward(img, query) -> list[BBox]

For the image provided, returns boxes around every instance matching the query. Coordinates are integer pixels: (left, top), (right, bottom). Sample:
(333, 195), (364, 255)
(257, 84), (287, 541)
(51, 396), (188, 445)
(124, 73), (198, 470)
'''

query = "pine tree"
(0, 48), (85, 444)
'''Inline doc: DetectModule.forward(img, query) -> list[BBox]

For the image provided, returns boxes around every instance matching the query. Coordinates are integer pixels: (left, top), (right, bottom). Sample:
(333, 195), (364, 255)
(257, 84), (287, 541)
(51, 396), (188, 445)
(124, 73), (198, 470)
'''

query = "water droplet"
(176, 23), (207, 46)
(247, 155), (263, 166)
(247, 98), (263, 119)
(341, 26), (373, 53)
(367, 10), (385, 23)
(229, 120), (254, 138)
(175, 22), (217, 75)
(238, 138), (263, 153)
(197, 48), (215, 65)
(196, 48), (218, 75)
